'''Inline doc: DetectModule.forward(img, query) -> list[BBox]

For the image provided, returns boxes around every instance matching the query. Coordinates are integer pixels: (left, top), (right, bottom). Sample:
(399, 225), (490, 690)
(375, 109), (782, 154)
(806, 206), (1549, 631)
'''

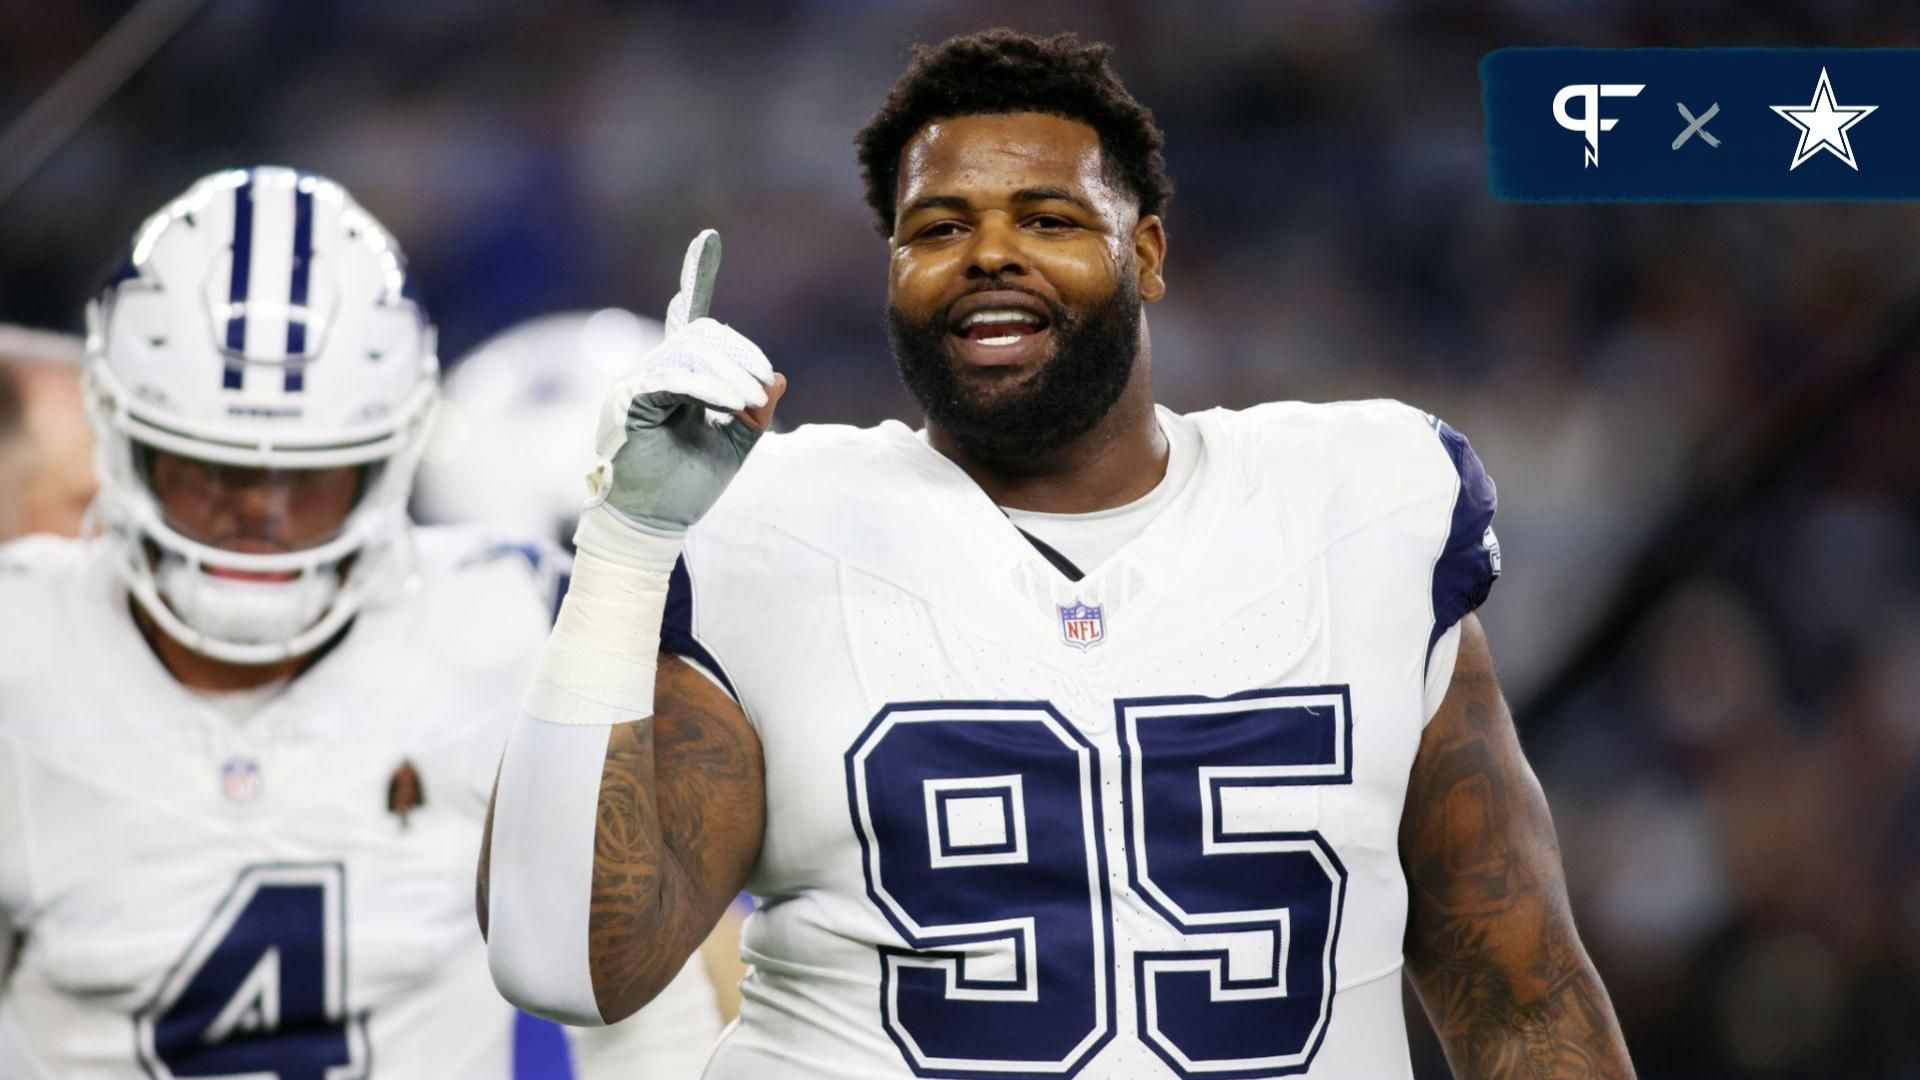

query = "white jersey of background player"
(0, 168), (715, 1079)
(484, 30), (1634, 1080)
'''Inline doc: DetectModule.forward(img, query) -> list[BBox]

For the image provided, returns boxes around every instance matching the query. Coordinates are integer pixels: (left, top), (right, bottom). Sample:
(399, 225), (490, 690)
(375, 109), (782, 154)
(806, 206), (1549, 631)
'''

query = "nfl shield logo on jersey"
(1058, 600), (1105, 650)
(220, 758), (263, 804)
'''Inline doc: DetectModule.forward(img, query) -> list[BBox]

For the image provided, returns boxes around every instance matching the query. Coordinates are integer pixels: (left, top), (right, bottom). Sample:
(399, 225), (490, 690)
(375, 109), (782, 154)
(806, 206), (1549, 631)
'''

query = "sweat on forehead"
(893, 113), (1134, 221)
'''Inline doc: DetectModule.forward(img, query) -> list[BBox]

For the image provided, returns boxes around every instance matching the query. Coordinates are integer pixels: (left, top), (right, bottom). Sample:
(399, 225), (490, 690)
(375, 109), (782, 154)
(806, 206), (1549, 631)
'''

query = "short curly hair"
(856, 29), (1173, 237)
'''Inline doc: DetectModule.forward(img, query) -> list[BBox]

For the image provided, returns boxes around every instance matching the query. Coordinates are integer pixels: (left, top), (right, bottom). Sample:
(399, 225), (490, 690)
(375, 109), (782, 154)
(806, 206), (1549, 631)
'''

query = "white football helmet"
(415, 309), (663, 547)
(85, 167), (438, 664)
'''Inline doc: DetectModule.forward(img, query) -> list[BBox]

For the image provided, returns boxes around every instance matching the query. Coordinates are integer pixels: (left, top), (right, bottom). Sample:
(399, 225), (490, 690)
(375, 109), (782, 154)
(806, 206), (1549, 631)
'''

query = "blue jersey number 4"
(848, 687), (1351, 1080)
(136, 863), (369, 1080)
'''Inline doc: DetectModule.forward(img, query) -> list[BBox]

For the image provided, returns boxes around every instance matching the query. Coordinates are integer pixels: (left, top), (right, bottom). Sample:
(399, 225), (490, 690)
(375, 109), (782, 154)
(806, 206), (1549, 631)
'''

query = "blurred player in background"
(415, 309), (748, 1021)
(483, 29), (1634, 1079)
(418, 310), (663, 551)
(0, 326), (95, 541)
(0, 167), (715, 1078)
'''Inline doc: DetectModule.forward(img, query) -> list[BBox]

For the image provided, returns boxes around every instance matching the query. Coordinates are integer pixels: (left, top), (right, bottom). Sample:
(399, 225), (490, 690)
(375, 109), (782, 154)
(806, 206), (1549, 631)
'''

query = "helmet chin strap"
(123, 527), (417, 668)
(154, 554), (341, 652)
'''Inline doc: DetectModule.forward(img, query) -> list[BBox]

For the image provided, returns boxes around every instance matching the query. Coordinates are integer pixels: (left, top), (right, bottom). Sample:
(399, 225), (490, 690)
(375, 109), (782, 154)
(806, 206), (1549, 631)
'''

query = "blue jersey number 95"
(847, 687), (1352, 1079)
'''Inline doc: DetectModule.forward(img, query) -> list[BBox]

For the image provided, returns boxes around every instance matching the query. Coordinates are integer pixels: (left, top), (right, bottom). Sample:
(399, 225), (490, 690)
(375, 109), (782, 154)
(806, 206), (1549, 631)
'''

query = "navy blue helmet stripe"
(222, 176), (255, 390)
(284, 182), (314, 392)
(104, 245), (140, 290)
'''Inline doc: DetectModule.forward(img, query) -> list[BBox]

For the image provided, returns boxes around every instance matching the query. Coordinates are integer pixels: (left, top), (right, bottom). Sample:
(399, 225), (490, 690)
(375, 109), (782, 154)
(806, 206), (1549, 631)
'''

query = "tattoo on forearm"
(588, 713), (672, 1013)
(1416, 913), (1616, 1077)
(586, 656), (763, 1018)
(1404, 643), (1633, 1078)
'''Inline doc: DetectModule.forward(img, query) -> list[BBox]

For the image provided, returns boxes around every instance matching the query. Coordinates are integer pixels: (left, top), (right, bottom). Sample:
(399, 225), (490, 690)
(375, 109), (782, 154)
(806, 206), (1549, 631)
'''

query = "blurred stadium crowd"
(3, 2), (1918, 1076)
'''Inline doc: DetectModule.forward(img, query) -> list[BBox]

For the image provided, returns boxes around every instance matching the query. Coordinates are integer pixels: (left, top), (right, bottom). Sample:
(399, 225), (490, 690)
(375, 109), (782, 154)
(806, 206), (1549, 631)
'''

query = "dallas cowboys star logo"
(1771, 67), (1876, 171)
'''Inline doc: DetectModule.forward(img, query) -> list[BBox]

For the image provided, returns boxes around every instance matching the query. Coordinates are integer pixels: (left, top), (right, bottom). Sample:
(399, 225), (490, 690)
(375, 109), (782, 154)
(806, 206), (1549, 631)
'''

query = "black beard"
(888, 276), (1142, 463)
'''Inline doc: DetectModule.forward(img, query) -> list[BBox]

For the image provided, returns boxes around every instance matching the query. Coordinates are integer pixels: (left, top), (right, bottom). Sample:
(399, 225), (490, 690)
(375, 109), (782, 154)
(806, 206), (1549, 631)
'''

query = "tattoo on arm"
(1401, 615), (1635, 1078)
(587, 654), (765, 1020)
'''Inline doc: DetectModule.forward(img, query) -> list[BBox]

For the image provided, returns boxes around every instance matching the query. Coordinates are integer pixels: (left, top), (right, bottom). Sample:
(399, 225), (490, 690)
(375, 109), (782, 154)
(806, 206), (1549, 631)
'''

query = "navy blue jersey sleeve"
(1428, 418), (1500, 657)
(660, 554), (739, 700)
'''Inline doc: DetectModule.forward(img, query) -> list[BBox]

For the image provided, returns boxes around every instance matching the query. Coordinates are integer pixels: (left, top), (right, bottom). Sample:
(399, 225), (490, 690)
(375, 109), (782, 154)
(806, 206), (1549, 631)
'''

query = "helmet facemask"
(137, 444), (371, 656)
(88, 396), (428, 664)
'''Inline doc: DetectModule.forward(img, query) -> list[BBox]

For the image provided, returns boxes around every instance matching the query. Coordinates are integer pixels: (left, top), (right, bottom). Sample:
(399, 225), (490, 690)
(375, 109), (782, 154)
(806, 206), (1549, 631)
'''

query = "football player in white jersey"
(0, 167), (716, 1078)
(483, 29), (1636, 1080)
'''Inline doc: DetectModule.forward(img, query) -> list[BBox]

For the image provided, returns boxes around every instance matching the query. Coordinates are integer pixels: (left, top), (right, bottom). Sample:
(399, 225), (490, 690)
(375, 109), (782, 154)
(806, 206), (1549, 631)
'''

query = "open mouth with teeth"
(958, 308), (1050, 345)
(947, 293), (1056, 369)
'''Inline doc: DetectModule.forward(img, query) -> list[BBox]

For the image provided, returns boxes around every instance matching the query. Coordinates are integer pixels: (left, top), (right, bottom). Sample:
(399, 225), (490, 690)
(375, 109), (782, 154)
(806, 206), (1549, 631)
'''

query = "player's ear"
(1133, 214), (1166, 303)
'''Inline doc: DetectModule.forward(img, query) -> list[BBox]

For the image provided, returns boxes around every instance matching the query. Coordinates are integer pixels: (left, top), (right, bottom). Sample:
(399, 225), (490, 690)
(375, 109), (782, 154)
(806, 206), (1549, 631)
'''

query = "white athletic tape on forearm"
(486, 711), (612, 1026)
(523, 504), (685, 726)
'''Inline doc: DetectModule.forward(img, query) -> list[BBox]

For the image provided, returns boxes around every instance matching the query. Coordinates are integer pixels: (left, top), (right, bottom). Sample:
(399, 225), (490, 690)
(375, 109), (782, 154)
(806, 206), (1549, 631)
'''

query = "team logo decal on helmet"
(86, 167), (439, 663)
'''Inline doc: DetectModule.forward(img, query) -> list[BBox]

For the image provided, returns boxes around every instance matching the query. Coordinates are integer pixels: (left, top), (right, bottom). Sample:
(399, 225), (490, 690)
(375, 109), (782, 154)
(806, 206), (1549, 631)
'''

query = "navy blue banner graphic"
(1484, 48), (1920, 201)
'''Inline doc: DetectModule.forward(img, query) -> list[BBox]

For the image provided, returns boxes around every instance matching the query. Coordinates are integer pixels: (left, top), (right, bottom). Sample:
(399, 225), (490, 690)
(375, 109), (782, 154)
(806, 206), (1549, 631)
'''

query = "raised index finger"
(669, 229), (722, 331)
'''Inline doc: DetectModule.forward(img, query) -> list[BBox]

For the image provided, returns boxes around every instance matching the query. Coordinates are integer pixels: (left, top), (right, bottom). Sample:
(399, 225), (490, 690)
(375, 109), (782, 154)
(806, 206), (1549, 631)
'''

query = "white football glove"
(587, 230), (777, 536)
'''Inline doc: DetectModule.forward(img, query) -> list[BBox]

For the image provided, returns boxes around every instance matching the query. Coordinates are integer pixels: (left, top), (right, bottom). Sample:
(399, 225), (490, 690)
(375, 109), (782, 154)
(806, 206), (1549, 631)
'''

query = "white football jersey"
(665, 400), (1499, 1080)
(0, 527), (719, 1079)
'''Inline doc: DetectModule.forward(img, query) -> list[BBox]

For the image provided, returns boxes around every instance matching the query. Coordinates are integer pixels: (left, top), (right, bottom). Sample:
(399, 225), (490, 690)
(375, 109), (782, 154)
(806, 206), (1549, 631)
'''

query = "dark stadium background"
(4, 2), (1918, 1076)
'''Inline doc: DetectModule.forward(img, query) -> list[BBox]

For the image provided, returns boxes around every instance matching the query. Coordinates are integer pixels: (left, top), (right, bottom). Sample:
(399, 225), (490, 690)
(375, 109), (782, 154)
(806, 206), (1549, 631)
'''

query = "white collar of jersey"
(997, 408), (1193, 525)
